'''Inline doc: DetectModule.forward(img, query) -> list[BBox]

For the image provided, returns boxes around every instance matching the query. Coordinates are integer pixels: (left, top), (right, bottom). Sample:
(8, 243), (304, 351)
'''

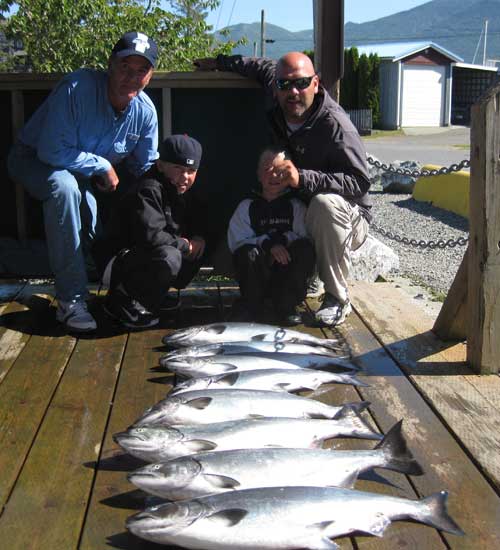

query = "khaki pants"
(305, 194), (369, 304)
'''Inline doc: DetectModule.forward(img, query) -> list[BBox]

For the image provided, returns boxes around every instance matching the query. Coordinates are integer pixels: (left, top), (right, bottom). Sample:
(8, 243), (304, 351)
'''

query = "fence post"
(467, 82), (500, 374)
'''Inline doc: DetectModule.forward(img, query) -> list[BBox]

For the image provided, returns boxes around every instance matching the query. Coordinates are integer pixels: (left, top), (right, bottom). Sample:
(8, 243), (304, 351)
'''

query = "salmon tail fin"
(418, 491), (464, 536)
(375, 420), (424, 476)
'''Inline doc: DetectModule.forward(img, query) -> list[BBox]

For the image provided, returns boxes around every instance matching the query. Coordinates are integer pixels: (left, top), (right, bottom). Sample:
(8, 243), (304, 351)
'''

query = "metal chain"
(371, 222), (468, 249)
(366, 156), (470, 177)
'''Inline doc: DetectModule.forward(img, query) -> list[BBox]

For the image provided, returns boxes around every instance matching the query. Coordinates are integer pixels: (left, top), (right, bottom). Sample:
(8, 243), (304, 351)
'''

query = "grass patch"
(452, 144), (470, 150)
(362, 129), (405, 140)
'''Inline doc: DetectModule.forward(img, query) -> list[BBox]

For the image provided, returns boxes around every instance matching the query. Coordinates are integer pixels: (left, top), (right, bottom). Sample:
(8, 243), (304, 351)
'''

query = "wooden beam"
(314, 0), (344, 101)
(432, 247), (468, 341)
(467, 83), (500, 374)
(11, 90), (27, 242)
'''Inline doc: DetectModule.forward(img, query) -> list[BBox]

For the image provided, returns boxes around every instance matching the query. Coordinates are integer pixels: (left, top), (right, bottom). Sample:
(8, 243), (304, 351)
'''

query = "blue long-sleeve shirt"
(18, 68), (158, 178)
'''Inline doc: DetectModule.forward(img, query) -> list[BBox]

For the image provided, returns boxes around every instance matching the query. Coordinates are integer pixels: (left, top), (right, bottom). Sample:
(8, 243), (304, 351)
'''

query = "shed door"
(401, 65), (445, 126)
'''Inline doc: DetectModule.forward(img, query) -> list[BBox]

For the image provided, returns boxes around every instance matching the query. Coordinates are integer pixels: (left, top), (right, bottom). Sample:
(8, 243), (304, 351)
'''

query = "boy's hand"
(270, 244), (291, 265)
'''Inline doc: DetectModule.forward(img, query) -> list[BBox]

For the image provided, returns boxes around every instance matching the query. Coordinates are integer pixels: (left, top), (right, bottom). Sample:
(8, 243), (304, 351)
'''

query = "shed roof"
(354, 41), (463, 63)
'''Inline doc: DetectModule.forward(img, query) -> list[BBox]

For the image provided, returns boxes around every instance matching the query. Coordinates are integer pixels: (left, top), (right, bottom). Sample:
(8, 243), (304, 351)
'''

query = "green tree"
(167, 0), (209, 23)
(0, 0), (240, 72)
(340, 46), (359, 109)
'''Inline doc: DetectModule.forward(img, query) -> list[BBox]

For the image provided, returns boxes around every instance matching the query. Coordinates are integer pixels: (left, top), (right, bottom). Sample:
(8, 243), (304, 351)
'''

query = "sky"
(206, 0), (431, 32)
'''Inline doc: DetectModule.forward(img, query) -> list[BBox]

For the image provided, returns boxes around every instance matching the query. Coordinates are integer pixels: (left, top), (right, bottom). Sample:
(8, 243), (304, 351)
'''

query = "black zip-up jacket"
(93, 166), (207, 270)
(216, 55), (372, 222)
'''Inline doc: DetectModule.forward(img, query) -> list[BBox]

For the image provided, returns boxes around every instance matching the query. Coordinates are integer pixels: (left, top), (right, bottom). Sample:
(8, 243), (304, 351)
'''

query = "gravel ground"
(369, 187), (469, 297)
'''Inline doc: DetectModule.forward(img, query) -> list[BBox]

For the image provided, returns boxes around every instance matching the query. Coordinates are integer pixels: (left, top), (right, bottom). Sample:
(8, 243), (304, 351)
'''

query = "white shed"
(356, 41), (463, 129)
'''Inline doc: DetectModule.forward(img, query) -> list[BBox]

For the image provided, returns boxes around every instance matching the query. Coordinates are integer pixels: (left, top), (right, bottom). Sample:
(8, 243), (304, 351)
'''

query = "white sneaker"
(56, 299), (97, 332)
(315, 293), (352, 327)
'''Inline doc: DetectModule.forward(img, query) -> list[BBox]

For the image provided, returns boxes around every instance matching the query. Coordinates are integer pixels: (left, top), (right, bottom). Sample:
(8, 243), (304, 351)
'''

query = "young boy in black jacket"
(93, 134), (206, 328)
(228, 147), (315, 326)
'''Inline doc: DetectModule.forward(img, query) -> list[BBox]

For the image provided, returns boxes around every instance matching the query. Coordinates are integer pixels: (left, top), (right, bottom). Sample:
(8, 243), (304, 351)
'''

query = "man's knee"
(47, 170), (81, 201)
(156, 245), (183, 276)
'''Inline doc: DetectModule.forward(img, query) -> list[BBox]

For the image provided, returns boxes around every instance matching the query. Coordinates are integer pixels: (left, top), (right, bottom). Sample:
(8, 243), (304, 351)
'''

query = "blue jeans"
(8, 143), (100, 301)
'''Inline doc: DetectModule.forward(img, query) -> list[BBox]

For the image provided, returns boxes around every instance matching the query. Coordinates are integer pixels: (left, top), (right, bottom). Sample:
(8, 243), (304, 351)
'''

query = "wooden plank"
(305, 301), (447, 549)
(349, 281), (500, 547)
(468, 84), (500, 373)
(81, 287), (227, 548)
(433, 247), (468, 341)
(0, 283), (55, 385)
(0, 291), (76, 513)
(0, 331), (127, 549)
(79, 327), (180, 549)
(11, 89), (27, 242)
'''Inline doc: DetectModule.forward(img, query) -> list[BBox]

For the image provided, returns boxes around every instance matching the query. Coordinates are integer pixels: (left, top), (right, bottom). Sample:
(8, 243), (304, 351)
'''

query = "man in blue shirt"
(8, 31), (159, 333)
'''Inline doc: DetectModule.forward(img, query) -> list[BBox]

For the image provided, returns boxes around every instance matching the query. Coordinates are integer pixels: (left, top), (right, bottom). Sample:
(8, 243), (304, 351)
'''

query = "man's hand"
(275, 159), (300, 188)
(186, 236), (206, 261)
(193, 58), (218, 71)
(95, 166), (119, 192)
(270, 244), (291, 265)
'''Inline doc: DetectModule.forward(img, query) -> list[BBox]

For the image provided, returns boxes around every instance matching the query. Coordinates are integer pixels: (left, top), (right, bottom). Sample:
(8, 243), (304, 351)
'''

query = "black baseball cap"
(112, 31), (158, 68)
(159, 135), (203, 170)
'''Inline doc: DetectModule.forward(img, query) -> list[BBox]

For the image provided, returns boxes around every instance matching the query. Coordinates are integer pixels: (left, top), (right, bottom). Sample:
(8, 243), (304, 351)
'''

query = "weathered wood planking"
(79, 327), (173, 550)
(80, 298), (223, 549)
(433, 247), (468, 341)
(0, 283), (53, 384)
(0, 324), (127, 548)
(305, 302), (449, 549)
(349, 281), (500, 546)
(0, 295), (76, 513)
(468, 84), (500, 374)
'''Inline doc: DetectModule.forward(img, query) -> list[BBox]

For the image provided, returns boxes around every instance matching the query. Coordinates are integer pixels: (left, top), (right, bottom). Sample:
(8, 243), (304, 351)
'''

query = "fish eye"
(153, 464), (162, 470)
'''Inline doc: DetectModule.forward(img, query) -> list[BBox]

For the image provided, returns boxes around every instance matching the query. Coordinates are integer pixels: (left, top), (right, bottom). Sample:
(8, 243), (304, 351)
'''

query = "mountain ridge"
(215, 0), (500, 64)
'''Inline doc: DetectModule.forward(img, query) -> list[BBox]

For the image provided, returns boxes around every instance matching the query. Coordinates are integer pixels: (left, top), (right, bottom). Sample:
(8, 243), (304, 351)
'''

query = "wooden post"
(467, 82), (500, 374)
(11, 89), (27, 243)
(314, 0), (344, 101)
(433, 247), (468, 341)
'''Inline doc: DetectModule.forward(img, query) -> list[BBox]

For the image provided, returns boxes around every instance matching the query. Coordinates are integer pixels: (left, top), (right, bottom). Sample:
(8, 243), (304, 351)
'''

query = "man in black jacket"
(195, 52), (371, 327)
(93, 134), (206, 328)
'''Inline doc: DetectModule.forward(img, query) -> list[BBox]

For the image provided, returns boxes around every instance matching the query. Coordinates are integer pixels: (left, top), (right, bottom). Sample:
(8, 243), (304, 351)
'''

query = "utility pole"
(253, 41), (258, 57)
(260, 9), (265, 57)
(483, 19), (488, 65)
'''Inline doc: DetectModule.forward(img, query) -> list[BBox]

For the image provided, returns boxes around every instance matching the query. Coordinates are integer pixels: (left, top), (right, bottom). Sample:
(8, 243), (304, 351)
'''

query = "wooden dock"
(0, 277), (499, 549)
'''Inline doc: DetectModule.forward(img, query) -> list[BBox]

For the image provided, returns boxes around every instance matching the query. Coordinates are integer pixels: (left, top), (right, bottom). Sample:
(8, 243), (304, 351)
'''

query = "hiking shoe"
(57, 299), (97, 333)
(306, 275), (325, 298)
(104, 287), (159, 329)
(315, 293), (352, 327)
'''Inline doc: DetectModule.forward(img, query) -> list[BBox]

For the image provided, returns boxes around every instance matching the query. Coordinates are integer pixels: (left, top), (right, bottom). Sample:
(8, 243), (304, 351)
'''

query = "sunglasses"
(275, 75), (316, 91)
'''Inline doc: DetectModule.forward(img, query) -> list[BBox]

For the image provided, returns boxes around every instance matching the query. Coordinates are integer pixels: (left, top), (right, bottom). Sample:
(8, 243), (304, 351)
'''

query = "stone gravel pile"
(369, 188), (469, 295)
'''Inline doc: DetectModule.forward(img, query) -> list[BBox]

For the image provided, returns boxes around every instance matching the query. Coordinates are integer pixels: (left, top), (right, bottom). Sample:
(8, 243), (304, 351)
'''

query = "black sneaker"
(159, 292), (181, 312)
(276, 305), (302, 327)
(104, 287), (159, 329)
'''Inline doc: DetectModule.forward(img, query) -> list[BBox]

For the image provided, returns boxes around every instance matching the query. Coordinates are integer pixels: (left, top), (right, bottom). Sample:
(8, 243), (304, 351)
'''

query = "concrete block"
(413, 164), (469, 219)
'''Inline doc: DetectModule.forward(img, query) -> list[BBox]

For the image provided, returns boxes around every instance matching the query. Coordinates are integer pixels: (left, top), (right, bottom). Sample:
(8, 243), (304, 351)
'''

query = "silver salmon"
(133, 389), (369, 426)
(127, 485), (463, 548)
(161, 341), (345, 362)
(162, 322), (340, 350)
(128, 420), (422, 500)
(114, 413), (382, 463)
(162, 351), (358, 379)
(170, 368), (366, 394)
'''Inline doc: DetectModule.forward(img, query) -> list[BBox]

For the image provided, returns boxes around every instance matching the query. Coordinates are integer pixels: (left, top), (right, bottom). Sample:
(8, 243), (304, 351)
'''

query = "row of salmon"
(115, 322), (464, 549)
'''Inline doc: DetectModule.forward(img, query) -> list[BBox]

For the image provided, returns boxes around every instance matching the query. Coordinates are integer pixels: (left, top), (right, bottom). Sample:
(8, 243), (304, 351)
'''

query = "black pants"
(233, 238), (315, 314)
(114, 245), (203, 314)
